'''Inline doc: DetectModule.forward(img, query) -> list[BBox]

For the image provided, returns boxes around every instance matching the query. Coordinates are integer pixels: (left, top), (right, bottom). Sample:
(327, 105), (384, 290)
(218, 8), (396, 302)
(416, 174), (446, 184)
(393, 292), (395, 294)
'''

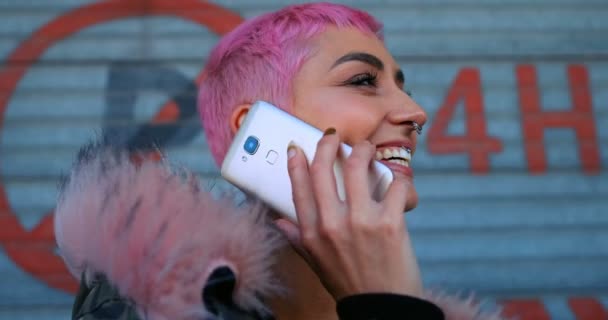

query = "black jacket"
(72, 275), (444, 320)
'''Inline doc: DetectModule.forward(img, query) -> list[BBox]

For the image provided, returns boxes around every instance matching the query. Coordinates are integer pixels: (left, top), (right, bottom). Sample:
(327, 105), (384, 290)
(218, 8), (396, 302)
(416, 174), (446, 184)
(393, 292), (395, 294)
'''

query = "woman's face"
(292, 27), (427, 211)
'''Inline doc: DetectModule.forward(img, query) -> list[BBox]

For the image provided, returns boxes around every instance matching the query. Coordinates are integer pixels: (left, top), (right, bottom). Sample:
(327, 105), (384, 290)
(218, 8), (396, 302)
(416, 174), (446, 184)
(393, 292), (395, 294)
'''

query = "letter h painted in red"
(516, 65), (600, 175)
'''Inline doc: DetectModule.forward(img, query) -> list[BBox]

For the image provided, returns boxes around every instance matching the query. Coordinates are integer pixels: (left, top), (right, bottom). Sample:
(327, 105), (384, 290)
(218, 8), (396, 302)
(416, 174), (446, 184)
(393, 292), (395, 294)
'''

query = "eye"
(346, 72), (378, 87)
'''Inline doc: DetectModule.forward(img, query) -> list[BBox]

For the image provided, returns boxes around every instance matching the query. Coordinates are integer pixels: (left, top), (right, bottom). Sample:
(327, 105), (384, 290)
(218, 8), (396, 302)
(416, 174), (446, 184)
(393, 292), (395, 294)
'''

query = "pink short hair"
(197, 2), (383, 166)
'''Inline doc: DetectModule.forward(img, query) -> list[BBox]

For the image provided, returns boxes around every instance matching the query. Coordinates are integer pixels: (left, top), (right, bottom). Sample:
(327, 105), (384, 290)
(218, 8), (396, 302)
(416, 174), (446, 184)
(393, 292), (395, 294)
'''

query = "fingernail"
(323, 127), (336, 136)
(287, 145), (297, 159)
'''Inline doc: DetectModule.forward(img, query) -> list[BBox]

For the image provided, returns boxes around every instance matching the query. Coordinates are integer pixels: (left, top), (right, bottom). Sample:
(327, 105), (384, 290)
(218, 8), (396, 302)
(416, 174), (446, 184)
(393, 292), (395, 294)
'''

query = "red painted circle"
(0, 0), (243, 293)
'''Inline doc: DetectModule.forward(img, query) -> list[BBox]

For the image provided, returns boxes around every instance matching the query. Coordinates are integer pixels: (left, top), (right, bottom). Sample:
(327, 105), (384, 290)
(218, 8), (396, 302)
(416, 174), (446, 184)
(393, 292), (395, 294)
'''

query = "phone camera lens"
(243, 136), (259, 155)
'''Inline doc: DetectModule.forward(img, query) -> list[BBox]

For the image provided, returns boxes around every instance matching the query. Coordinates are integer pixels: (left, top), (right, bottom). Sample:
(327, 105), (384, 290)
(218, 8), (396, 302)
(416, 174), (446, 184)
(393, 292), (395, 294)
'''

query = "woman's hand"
(274, 128), (423, 301)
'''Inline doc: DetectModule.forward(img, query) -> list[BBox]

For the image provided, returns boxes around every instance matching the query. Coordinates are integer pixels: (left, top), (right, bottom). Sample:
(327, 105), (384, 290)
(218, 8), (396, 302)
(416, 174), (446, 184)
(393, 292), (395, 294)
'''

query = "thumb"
(274, 218), (302, 248)
(274, 218), (314, 264)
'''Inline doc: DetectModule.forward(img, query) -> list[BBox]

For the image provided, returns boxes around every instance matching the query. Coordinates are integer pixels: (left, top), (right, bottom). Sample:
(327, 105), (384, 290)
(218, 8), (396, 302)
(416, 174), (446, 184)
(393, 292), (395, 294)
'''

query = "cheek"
(336, 113), (378, 144)
(295, 92), (383, 144)
(330, 97), (384, 145)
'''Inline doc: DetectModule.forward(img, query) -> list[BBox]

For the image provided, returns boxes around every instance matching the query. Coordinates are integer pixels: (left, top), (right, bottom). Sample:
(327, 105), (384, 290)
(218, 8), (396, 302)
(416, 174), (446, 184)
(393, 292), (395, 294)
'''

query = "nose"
(385, 91), (427, 131)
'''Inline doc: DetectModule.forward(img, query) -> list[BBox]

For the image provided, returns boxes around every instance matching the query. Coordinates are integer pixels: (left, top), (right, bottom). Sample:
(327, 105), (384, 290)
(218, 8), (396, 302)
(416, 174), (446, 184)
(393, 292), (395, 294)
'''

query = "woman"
(198, 2), (433, 318)
(57, 2), (504, 319)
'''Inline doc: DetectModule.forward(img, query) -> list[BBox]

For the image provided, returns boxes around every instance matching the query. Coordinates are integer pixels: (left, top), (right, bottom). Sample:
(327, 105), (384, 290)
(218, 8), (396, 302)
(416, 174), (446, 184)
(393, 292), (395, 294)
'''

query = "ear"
(230, 103), (251, 134)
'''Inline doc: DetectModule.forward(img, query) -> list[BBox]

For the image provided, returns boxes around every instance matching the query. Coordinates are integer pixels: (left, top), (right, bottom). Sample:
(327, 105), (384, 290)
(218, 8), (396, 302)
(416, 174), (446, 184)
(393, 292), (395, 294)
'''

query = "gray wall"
(0, 0), (607, 319)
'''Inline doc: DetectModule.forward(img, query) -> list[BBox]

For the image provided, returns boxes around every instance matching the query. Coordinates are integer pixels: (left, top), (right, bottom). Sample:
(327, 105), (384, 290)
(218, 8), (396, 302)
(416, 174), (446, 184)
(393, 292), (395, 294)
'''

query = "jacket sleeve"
(336, 293), (445, 320)
(72, 274), (141, 320)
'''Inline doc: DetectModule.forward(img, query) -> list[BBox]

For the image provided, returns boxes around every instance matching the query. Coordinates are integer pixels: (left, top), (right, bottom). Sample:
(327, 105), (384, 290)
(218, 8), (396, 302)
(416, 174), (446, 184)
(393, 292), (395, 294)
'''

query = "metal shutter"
(0, 0), (606, 318)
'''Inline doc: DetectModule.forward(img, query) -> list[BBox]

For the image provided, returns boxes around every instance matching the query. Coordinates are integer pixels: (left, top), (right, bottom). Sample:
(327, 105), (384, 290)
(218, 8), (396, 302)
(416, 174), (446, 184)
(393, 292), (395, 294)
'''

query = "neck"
(268, 246), (337, 320)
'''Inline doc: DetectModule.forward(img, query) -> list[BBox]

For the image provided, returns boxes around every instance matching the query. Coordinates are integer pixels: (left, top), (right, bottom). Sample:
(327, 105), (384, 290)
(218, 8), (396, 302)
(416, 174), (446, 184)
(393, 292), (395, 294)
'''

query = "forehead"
(307, 27), (397, 69)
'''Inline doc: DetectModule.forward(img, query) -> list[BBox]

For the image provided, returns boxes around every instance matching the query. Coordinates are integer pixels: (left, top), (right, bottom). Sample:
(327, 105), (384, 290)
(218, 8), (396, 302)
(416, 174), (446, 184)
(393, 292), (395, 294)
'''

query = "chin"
(404, 188), (418, 212)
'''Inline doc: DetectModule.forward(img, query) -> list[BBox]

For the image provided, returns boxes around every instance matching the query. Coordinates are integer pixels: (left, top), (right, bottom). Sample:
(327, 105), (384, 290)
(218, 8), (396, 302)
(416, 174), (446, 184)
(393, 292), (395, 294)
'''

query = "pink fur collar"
(55, 142), (283, 319)
(54, 141), (507, 319)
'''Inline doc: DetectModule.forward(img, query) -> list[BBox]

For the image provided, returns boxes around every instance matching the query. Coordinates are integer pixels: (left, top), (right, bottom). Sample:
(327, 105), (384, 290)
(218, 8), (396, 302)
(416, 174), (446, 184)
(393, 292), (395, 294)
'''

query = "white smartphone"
(221, 100), (394, 222)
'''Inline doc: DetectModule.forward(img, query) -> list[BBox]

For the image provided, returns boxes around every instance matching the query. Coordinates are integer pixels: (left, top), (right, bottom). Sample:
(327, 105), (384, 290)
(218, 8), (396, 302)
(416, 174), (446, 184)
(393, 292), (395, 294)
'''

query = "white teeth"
(398, 148), (406, 158)
(391, 148), (400, 159)
(375, 146), (413, 167)
(398, 148), (411, 161)
(383, 149), (392, 159)
(388, 159), (409, 167)
(376, 147), (412, 167)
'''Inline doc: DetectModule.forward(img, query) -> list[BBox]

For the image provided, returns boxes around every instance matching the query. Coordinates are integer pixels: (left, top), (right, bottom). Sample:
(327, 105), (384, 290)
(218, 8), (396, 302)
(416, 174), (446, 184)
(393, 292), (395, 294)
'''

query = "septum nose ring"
(412, 121), (422, 135)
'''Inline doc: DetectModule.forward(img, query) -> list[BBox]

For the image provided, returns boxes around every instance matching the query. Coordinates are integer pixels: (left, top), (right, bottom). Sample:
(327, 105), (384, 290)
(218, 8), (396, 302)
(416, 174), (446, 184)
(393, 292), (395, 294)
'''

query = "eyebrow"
(331, 52), (384, 70)
(331, 51), (405, 86)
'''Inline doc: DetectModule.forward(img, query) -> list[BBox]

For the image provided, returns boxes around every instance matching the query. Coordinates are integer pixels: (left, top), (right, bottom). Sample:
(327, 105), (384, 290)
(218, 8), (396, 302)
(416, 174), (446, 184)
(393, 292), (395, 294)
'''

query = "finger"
(382, 175), (409, 215)
(343, 141), (375, 208)
(287, 144), (318, 231)
(309, 129), (341, 212)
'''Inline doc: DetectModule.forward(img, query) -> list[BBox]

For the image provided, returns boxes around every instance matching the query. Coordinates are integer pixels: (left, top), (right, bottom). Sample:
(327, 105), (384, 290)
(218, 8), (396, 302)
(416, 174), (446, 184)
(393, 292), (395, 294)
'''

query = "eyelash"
(346, 72), (413, 97)
(346, 72), (378, 87)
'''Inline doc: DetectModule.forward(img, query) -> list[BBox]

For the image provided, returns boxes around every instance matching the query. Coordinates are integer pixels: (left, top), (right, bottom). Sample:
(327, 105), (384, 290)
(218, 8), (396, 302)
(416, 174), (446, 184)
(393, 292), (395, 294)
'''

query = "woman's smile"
(374, 143), (415, 178)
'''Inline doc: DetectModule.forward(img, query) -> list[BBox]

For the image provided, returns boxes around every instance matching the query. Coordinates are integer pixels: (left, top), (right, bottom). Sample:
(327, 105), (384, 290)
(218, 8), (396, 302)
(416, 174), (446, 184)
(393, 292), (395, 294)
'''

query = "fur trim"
(424, 291), (509, 320)
(55, 141), (283, 319)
